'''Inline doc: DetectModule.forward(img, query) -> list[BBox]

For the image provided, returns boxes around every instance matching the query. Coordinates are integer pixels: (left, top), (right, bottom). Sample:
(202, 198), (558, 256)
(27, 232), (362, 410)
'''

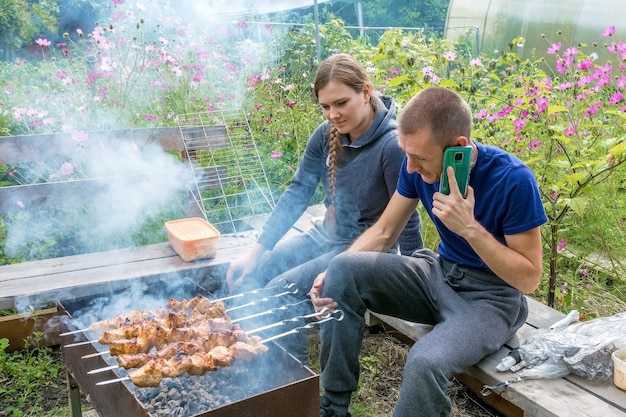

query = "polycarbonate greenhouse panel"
(446, 0), (625, 61)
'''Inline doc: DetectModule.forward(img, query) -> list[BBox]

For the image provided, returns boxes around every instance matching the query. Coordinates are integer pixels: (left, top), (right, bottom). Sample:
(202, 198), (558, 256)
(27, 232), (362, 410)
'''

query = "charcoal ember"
(167, 387), (181, 402)
(132, 355), (270, 417)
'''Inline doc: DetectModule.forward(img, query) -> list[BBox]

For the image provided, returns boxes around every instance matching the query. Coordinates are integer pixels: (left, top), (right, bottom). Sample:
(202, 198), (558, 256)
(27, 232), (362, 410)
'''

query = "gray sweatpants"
(319, 248), (528, 417)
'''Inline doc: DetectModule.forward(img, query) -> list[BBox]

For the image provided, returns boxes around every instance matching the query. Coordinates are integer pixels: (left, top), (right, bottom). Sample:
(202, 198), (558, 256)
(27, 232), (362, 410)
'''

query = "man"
(311, 86), (547, 417)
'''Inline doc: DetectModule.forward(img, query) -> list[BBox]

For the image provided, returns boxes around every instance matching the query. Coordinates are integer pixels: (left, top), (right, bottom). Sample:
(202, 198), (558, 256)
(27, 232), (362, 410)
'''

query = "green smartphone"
(440, 146), (472, 197)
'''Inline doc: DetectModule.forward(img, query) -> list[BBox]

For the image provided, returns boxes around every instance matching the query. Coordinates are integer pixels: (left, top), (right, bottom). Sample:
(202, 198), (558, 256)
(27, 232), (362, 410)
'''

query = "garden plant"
(1, 2), (626, 416)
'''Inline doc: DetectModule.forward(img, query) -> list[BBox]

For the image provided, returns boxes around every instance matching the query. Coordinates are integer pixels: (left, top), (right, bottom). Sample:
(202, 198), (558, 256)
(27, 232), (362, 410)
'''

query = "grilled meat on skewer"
(128, 360), (162, 388)
(85, 296), (273, 388)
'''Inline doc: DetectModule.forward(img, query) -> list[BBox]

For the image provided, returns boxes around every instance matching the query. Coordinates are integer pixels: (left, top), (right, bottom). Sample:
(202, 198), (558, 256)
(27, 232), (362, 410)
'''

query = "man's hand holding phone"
(433, 146), (476, 236)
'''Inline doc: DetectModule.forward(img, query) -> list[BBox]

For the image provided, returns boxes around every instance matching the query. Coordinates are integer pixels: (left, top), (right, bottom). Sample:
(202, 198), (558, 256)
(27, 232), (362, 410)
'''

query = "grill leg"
(66, 369), (83, 417)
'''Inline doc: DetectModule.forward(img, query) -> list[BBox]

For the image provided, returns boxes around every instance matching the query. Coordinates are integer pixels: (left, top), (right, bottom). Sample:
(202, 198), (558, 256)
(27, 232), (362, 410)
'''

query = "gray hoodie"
(257, 95), (423, 255)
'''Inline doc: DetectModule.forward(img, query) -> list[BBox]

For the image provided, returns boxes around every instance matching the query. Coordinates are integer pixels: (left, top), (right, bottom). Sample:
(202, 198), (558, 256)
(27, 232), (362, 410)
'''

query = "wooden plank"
(503, 303), (626, 413)
(455, 373), (524, 417)
(0, 244), (244, 310)
(467, 349), (626, 417)
(524, 297), (566, 329)
(0, 233), (254, 281)
(367, 307), (626, 417)
(0, 127), (185, 164)
(0, 206), (323, 310)
(0, 307), (60, 351)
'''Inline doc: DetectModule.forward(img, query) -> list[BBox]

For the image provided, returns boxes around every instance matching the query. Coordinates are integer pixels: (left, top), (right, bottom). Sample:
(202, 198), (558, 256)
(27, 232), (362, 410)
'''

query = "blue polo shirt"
(397, 141), (547, 270)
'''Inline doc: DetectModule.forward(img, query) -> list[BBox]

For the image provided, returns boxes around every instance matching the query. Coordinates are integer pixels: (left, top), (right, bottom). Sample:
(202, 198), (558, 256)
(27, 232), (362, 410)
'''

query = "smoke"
(3, 135), (191, 259)
(2, 0), (297, 261)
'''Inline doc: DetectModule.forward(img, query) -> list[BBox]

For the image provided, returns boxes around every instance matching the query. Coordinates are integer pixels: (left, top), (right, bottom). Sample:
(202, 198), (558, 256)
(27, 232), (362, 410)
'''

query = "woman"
(225, 53), (423, 361)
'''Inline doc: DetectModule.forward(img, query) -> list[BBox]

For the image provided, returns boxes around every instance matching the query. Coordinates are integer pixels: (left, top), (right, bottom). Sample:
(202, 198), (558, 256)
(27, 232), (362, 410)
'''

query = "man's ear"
(455, 136), (469, 147)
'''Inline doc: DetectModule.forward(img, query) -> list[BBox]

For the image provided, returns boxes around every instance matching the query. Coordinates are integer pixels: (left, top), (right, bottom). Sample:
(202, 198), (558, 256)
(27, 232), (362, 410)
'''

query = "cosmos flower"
(602, 26), (616, 38)
(35, 38), (51, 47)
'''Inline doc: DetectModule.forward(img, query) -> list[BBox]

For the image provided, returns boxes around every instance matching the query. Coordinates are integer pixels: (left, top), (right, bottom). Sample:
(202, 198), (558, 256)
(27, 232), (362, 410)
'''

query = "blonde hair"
(313, 53), (375, 201)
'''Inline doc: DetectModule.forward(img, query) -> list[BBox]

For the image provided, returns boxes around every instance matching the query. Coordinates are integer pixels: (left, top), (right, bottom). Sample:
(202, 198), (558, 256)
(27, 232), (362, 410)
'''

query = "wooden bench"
(2, 203), (625, 417)
(367, 300), (626, 417)
(0, 204), (327, 312)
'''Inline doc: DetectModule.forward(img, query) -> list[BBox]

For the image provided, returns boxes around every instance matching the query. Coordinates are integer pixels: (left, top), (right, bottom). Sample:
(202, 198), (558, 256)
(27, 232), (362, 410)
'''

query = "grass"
(0, 335), (73, 417)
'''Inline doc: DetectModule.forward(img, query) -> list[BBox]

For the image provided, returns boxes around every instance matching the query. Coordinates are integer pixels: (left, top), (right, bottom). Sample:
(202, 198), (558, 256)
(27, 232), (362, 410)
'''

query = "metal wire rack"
(176, 109), (275, 234)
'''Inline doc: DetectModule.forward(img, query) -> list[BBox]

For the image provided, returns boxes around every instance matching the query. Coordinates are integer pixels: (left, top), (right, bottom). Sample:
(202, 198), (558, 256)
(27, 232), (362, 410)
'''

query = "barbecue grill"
(58, 280), (322, 417)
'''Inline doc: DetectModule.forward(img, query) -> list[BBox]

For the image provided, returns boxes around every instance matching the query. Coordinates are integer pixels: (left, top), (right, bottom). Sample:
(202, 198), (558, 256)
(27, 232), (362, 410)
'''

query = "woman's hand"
(225, 244), (265, 292)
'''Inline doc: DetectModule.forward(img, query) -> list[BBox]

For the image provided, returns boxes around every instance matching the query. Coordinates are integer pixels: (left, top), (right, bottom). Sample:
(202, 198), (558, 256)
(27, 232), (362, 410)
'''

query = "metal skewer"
(230, 299), (309, 323)
(86, 299), (312, 374)
(60, 328), (92, 337)
(82, 351), (110, 359)
(96, 376), (129, 386)
(87, 364), (119, 375)
(64, 340), (100, 348)
(68, 294), (305, 350)
(60, 282), (297, 337)
(92, 309), (344, 384)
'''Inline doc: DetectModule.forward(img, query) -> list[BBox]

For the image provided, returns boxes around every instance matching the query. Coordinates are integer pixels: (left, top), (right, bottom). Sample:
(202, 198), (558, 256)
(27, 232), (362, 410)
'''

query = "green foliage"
(0, 335), (65, 417)
(0, 7), (624, 311)
(363, 28), (626, 307)
(0, 0), (42, 59)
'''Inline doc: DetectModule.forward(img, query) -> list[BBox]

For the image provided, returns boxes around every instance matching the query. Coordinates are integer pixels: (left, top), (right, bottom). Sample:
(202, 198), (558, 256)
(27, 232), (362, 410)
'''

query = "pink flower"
(248, 74), (260, 85)
(35, 38), (51, 47)
(253, 104), (263, 110)
(469, 58), (483, 67)
(112, 0), (125, 4)
(536, 97), (549, 113)
(564, 123), (576, 137)
(513, 118), (527, 133)
(271, 151), (282, 159)
(192, 71), (203, 82)
(602, 26), (616, 38)
(144, 114), (157, 121)
(527, 140), (541, 150)
(61, 162), (74, 176)
(557, 237), (567, 252)
(443, 51), (457, 61)
(474, 109), (489, 119)
(577, 59), (594, 71)
(285, 101), (296, 108)
(546, 43), (561, 55)
(389, 68), (400, 75)
(609, 93), (623, 105)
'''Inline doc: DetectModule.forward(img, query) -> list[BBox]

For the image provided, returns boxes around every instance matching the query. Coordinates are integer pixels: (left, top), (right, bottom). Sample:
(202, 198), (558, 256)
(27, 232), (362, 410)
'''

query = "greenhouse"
(446, 0), (625, 59)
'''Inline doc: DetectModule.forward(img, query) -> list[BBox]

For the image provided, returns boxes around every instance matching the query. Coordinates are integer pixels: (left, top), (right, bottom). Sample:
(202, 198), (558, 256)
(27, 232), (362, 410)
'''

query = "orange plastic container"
(164, 218), (221, 262)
